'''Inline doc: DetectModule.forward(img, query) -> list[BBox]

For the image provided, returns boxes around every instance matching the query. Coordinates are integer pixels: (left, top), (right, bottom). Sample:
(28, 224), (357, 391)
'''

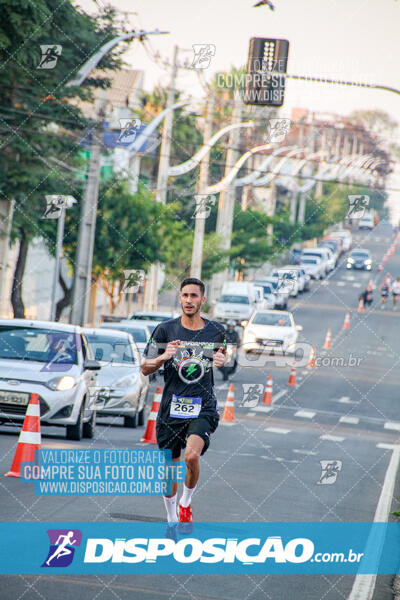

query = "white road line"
(334, 396), (358, 404)
(348, 445), (400, 600)
(252, 405), (273, 413)
(384, 422), (400, 431)
(376, 443), (398, 450)
(246, 412), (256, 417)
(337, 281), (345, 286)
(293, 449), (318, 456)
(264, 427), (290, 434)
(339, 416), (360, 425)
(294, 410), (316, 419)
(319, 434), (345, 442)
(352, 283), (362, 288)
(273, 389), (287, 402)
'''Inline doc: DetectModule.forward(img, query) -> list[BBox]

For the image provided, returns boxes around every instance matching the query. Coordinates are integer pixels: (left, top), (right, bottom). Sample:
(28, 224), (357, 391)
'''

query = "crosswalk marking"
(376, 443), (398, 450)
(337, 281), (345, 286)
(384, 422), (400, 431)
(265, 427), (290, 434)
(293, 449), (318, 455)
(319, 434), (345, 442)
(252, 405), (273, 413)
(294, 410), (316, 419)
(339, 416), (360, 425)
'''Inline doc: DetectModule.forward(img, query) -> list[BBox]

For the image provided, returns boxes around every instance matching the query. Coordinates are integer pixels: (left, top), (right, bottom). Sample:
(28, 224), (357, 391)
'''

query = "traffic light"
(244, 38), (289, 106)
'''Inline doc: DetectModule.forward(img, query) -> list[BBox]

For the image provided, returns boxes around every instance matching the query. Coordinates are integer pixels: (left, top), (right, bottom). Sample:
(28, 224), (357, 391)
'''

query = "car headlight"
(114, 374), (138, 388)
(348, 258), (355, 264)
(364, 259), (372, 264)
(47, 376), (77, 391)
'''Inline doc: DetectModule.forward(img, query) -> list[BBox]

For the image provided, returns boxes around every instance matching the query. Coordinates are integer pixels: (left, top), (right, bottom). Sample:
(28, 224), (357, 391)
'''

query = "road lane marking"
(352, 283), (362, 288)
(348, 445), (400, 600)
(384, 422), (400, 431)
(294, 410), (315, 419)
(252, 406), (273, 413)
(246, 412), (256, 417)
(319, 434), (345, 442)
(337, 281), (345, 286)
(333, 396), (358, 404)
(264, 427), (290, 434)
(293, 449), (318, 455)
(376, 443), (398, 450)
(339, 416), (360, 425)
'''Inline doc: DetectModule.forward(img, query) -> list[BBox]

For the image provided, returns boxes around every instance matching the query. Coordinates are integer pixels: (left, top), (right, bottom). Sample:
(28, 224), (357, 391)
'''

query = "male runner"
(141, 278), (226, 524)
(392, 277), (400, 309)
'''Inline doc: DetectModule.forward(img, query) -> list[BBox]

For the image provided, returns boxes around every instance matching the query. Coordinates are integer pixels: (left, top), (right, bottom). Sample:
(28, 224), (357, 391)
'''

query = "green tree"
(0, 0), (125, 317)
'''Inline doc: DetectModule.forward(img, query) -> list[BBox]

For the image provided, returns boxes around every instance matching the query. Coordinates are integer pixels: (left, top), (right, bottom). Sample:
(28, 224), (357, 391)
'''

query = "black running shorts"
(156, 415), (219, 459)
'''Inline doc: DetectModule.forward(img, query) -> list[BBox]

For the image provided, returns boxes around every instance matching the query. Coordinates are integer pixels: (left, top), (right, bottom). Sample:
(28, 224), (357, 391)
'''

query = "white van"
(301, 248), (332, 276)
(214, 282), (263, 324)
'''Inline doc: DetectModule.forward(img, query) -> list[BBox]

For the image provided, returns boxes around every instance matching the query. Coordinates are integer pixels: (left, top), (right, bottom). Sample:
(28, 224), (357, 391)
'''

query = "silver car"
(0, 319), (99, 440)
(83, 328), (149, 428)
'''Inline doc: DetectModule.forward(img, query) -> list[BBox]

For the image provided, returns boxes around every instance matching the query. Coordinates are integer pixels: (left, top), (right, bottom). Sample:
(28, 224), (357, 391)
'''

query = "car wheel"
(66, 402), (84, 441)
(124, 413), (137, 428)
(83, 409), (96, 439)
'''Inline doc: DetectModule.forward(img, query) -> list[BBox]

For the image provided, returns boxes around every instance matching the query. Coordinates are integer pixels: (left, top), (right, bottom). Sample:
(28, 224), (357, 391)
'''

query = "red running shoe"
(178, 503), (193, 523)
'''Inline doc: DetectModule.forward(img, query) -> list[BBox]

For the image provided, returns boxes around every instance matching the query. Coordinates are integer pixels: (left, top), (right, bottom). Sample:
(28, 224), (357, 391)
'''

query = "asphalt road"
(0, 222), (399, 600)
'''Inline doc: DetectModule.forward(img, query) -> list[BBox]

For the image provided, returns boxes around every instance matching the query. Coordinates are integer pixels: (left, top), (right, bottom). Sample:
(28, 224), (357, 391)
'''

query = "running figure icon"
(45, 531), (77, 566)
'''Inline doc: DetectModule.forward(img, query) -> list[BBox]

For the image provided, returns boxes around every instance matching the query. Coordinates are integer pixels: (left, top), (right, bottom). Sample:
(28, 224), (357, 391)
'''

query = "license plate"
(0, 391), (29, 406)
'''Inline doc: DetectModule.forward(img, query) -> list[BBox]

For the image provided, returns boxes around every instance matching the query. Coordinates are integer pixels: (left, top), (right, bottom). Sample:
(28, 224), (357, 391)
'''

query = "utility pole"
(70, 94), (106, 326)
(209, 97), (242, 301)
(144, 45), (179, 311)
(190, 88), (214, 279)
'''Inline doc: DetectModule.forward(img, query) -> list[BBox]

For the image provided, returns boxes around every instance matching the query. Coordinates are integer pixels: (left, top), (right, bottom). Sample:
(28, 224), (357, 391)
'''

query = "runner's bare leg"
(184, 434), (205, 488)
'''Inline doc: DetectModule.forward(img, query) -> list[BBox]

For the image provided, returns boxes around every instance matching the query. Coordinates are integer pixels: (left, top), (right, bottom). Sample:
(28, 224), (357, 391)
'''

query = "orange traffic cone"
(357, 297), (364, 313)
(307, 346), (316, 368)
(262, 375), (273, 405)
(383, 256), (387, 265)
(221, 384), (235, 423)
(141, 386), (162, 443)
(323, 328), (332, 349)
(378, 264), (383, 273)
(6, 393), (41, 478)
(287, 361), (297, 386)
(343, 312), (350, 330)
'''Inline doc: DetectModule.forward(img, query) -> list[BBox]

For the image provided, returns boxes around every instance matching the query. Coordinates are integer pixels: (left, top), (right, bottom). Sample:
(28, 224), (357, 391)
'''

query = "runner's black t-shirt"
(143, 317), (226, 424)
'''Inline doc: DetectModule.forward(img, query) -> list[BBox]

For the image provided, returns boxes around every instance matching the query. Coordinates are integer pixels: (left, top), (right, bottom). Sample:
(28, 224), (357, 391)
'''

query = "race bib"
(170, 395), (202, 419)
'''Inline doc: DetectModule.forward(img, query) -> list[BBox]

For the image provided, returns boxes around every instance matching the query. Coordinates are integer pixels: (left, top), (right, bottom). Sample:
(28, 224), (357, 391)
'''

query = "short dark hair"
(180, 278), (205, 296)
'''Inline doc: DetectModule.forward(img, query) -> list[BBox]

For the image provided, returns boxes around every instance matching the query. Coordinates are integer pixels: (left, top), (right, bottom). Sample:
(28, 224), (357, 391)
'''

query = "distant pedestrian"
(380, 275), (391, 309)
(392, 277), (400, 309)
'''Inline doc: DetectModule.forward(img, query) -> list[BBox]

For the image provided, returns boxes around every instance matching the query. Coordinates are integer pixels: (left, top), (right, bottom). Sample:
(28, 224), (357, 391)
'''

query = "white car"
(256, 278), (289, 310)
(84, 328), (149, 428)
(253, 281), (276, 309)
(334, 230), (352, 252)
(300, 256), (325, 280)
(318, 247), (335, 272)
(301, 248), (331, 276)
(100, 322), (151, 357)
(0, 320), (99, 440)
(271, 269), (300, 297)
(242, 310), (302, 355)
(285, 266), (311, 291)
(358, 215), (374, 230)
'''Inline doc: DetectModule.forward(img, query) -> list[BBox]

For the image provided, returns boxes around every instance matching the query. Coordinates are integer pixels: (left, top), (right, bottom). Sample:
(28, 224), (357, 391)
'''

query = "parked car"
(358, 214), (374, 230)
(256, 278), (289, 310)
(214, 281), (263, 325)
(242, 310), (302, 356)
(252, 281), (276, 309)
(285, 266), (311, 291)
(83, 328), (149, 428)
(301, 248), (331, 276)
(271, 268), (300, 297)
(330, 230), (351, 252)
(319, 240), (339, 266)
(99, 322), (151, 357)
(129, 311), (178, 322)
(346, 249), (372, 271)
(300, 256), (325, 280)
(0, 320), (100, 440)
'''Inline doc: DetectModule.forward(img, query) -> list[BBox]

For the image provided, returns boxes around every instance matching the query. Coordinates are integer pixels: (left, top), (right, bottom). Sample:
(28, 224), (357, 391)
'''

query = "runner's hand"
(163, 339), (180, 361)
(213, 347), (226, 368)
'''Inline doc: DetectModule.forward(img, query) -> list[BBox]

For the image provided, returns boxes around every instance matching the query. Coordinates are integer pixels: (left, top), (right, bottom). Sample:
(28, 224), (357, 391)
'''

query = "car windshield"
(272, 271), (295, 279)
(101, 326), (147, 343)
(252, 313), (291, 327)
(85, 334), (135, 364)
(131, 314), (170, 322)
(219, 295), (250, 304)
(258, 285), (272, 295)
(301, 258), (318, 264)
(351, 252), (369, 258)
(0, 326), (78, 364)
(303, 252), (324, 258)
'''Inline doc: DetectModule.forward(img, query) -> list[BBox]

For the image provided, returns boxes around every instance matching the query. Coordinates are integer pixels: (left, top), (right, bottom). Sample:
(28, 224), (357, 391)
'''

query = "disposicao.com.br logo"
(42, 529), (82, 567)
